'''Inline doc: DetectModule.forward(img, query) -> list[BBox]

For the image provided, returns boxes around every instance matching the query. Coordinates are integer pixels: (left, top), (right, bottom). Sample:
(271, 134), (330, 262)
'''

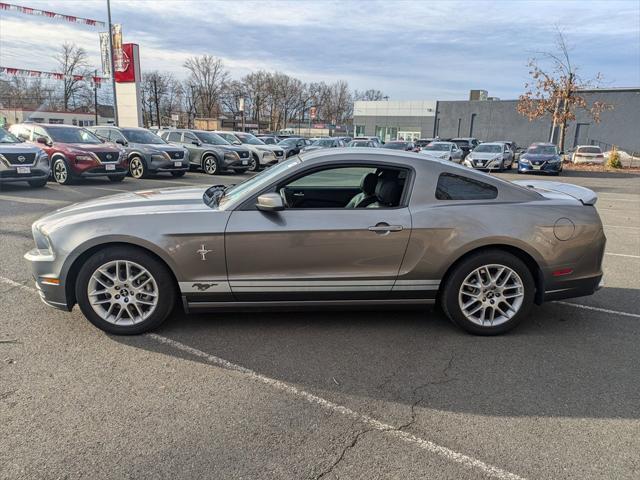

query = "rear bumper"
(543, 274), (603, 302)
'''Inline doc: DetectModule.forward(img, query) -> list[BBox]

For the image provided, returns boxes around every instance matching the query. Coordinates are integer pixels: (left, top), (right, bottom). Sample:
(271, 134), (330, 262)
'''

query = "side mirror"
(36, 136), (48, 145)
(115, 138), (127, 146)
(256, 192), (284, 212)
(192, 140), (201, 146)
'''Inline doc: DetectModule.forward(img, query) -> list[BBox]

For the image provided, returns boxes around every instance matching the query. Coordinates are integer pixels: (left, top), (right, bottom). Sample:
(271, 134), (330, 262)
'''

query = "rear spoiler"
(512, 180), (598, 206)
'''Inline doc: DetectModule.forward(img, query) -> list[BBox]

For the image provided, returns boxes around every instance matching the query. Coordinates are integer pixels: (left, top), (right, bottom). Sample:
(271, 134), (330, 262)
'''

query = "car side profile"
(214, 131), (282, 171)
(26, 149), (605, 337)
(89, 126), (189, 178)
(450, 137), (480, 159)
(0, 128), (50, 188)
(278, 137), (312, 157)
(9, 123), (127, 184)
(419, 141), (463, 162)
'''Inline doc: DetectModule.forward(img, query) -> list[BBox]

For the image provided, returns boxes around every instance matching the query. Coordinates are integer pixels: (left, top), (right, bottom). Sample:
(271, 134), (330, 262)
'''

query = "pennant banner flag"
(0, 2), (105, 28)
(0, 67), (105, 85)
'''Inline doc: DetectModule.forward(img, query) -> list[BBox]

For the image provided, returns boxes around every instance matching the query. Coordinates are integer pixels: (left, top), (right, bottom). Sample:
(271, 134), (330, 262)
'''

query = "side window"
(110, 130), (126, 143)
(11, 125), (32, 141)
(94, 128), (110, 140)
(167, 132), (182, 142)
(435, 173), (498, 201)
(32, 126), (49, 142)
(183, 132), (198, 143)
(288, 167), (376, 188)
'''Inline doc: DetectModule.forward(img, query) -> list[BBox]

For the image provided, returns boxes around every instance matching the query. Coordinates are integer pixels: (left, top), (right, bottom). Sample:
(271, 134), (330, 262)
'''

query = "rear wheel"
(28, 178), (48, 188)
(441, 249), (535, 335)
(202, 155), (218, 175)
(75, 246), (176, 335)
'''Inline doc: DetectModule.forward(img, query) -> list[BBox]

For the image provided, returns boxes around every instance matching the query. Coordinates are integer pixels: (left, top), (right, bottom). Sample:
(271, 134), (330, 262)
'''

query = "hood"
(420, 150), (448, 158)
(62, 143), (122, 153)
(0, 142), (44, 155)
(468, 151), (501, 160)
(521, 153), (558, 161)
(35, 187), (211, 234)
(262, 145), (284, 152)
(128, 142), (184, 154)
(252, 144), (274, 152)
(303, 145), (326, 152)
(218, 144), (251, 154)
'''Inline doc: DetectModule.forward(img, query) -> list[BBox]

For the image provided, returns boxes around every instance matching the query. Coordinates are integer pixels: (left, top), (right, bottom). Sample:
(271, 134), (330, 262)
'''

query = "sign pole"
(106, 0), (119, 126)
(94, 69), (99, 125)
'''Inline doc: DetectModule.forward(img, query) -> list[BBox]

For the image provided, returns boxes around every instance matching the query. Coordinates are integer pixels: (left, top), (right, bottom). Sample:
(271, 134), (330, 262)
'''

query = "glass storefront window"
(375, 126), (398, 142)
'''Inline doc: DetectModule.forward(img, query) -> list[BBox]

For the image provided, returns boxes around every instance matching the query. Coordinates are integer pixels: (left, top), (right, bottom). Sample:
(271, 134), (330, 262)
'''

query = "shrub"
(607, 146), (622, 169)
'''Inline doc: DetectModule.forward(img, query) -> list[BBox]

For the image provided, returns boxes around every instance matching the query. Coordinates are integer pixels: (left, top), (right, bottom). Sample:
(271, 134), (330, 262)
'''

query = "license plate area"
(17, 166), (31, 174)
(105, 164), (116, 171)
(174, 161), (182, 167)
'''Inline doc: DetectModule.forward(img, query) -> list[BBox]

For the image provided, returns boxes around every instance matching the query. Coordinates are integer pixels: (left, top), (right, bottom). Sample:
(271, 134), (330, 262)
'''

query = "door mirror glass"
(192, 140), (201, 146)
(256, 193), (284, 212)
(115, 138), (127, 146)
(36, 136), (48, 145)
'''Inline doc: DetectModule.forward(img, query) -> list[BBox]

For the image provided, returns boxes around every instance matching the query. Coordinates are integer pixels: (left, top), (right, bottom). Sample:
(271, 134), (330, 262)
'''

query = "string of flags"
(0, 2), (106, 28)
(0, 67), (105, 85)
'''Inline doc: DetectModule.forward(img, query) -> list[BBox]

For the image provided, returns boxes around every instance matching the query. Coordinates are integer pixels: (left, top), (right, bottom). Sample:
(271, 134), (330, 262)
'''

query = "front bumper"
(0, 168), (50, 183)
(24, 248), (72, 311)
(259, 152), (278, 166)
(148, 154), (190, 172)
(222, 156), (251, 170)
(78, 164), (128, 177)
(518, 161), (562, 174)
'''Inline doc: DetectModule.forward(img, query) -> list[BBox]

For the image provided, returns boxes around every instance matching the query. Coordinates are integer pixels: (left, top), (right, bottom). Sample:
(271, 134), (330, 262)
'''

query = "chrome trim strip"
(187, 298), (435, 309)
(394, 279), (441, 286)
(230, 280), (395, 287)
(180, 279), (441, 293)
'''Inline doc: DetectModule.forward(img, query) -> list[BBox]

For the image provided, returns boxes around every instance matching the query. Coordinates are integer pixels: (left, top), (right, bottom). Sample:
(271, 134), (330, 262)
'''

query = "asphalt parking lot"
(1, 168), (639, 480)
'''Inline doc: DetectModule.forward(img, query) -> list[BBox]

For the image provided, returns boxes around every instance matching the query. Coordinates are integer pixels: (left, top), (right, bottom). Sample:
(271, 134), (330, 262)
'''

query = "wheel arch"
(63, 239), (180, 308)
(439, 243), (545, 305)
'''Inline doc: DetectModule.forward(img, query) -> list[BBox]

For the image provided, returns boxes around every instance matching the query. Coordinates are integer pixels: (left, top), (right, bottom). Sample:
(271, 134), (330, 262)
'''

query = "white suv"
(215, 131), (284, 171)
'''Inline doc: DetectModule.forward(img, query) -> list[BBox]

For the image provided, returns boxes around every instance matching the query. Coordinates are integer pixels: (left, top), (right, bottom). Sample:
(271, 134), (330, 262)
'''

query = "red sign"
(114, 43), (138, 83)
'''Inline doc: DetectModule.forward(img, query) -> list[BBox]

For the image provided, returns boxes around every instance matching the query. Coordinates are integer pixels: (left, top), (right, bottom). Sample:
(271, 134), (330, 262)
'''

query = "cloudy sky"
(1, 0), (639, 100)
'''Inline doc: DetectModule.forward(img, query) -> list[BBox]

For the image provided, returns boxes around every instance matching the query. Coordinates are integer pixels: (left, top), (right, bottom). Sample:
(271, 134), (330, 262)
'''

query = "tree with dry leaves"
(183, 55), (229, 118)
(517, 31), (612, 152)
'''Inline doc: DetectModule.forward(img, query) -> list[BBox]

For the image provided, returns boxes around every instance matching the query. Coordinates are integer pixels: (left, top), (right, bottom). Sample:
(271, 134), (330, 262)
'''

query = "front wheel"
(129, 156), (147, 179)
(52, 158), (73, 185)
(202, 155), (219, 175)
(75, 246), (176, 335)
(441, 249), (535, 335)
(248, 154), (261, 172)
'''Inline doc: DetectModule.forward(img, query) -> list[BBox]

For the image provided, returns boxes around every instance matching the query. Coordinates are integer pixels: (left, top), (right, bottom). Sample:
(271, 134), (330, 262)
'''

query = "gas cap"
(554, 217), (575, 241)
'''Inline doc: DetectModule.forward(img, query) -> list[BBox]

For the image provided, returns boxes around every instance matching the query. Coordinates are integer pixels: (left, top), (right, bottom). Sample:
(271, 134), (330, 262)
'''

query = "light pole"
(106, 0), (119, 126)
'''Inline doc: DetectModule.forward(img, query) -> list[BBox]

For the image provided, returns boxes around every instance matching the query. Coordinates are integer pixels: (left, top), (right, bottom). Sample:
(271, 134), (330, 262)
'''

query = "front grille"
(167, 150), (184, 160)
(274, 150), (283, 157)
(1, 152), (37, 165)
(238, 151), (249, 159)
(94, 151), (119, 163)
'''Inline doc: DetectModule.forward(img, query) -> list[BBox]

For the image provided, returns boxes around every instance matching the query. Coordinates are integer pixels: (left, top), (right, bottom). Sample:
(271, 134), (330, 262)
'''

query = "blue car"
(518, 143), (563, 175)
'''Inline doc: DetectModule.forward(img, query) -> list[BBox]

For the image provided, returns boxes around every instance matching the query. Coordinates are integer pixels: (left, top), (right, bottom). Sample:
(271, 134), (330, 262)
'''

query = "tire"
(52, 157), (73, 185)
(75, 246), (176, 335)
(441, 249), (535, 335)
(28, 178), (48, 188)
(109, 175), (125, 183)
(202, 155), (219, 175)
(171, 171), (186, 177)
(248, 153), (261, 172)
(129, 156), (147, 179)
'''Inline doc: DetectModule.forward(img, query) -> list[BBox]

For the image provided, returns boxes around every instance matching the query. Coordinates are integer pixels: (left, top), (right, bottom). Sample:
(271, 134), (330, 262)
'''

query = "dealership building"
(353, 88), (640, 152)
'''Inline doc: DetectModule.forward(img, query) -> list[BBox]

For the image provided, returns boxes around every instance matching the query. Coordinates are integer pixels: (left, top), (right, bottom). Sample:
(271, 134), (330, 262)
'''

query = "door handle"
(292, 192), (305, 197)
(368, 224), (403, 232)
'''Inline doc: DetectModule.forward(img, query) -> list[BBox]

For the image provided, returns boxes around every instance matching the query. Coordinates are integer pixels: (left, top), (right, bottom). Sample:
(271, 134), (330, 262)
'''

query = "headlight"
(38, 152), (49, 164)
(119, 149), (127, 160)
(32, 224), (52, 252)
(75, 154), (94, 162)
(519, 157), (529, 164)
(224, 151), (240, 160)
(161, 151), (172, 161)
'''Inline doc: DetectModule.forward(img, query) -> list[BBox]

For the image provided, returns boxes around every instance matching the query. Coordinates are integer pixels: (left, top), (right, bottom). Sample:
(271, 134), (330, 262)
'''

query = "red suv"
(9, 123), (127, 184)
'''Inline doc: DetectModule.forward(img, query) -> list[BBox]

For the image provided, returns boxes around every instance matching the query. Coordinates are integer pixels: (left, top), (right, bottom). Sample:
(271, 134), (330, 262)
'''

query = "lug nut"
(115, 286), (120, 290)
(115, 294), (120, 299)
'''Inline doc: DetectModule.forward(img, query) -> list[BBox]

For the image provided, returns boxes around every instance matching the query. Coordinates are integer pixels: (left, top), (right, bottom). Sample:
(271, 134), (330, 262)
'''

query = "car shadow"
(113, 286), (640, 420)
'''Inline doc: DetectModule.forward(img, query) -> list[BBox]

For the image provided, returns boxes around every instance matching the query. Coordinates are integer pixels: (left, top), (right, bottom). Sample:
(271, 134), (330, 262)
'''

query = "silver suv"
(0, 128), (50, 188)
(215, 131), (284, 171)
(160, 129), (252, 175)
(89, 126), (189, 179)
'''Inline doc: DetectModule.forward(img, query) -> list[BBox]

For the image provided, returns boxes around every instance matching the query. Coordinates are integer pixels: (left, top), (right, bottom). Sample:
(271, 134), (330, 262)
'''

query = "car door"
(503, 144), (513, 165)
(224, 164), (413, 301)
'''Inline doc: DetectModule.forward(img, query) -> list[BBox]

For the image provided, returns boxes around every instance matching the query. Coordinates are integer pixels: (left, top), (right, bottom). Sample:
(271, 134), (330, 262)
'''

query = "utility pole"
(153, 76), (160, 127)
(93, 69), (99, 125)
(106, 0), (119, 126)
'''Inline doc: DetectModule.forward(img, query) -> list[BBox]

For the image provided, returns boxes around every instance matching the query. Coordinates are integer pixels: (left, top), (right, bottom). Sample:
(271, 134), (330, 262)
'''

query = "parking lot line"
(0, 194), (68, 206)
(148, 333), (527, 480)
(605, 252), (640, 259)
(555, 301), (640, 319)
(603, 225), (640, 229)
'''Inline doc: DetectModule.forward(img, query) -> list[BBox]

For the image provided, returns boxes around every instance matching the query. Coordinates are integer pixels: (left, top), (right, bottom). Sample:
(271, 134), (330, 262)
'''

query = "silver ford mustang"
(25, 148), (605, 335)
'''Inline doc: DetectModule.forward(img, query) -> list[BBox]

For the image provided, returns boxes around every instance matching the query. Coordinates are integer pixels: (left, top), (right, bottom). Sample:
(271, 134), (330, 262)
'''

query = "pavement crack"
(398, 353), (456, 431)
(314, 428), (375, 480)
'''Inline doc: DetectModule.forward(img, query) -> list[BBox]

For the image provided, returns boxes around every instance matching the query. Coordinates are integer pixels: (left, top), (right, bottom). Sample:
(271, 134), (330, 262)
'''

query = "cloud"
(1, 0), (638, 100)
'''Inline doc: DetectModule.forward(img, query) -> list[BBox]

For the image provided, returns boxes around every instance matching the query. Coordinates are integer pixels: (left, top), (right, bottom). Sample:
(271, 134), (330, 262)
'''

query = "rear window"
(577, 146), (602, 154)
(436, 173), (498, 200)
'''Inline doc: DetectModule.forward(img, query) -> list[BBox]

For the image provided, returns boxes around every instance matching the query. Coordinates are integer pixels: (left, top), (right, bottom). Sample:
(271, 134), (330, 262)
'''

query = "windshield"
(278, 138), (299, 146)
(217, 132), (242, 145)
(218, 156), (301, 209)
(348, 140), (370, 147)
(48, 127), (103, 144)
(383, 142), (408, 149)
(423, 143), (450, 151)
(122, 129), (166, 144)
(0, 129), (20, 143)
(527, 145), (557, 155)
(260, 137), (277, 144)
(452, 140), (470, 147)
(474, 144), (502, 153)
(312, 139), (335, 147)
(235, 133), (265, 145)
(195, 131), (230, 145)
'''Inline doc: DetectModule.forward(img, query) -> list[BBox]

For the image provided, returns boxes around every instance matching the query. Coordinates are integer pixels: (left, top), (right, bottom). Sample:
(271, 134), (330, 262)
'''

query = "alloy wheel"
(54, 159), (68, 183)
(248, 155), (258, 171)
(87, 260), (159, 326)
(458, 264), (524, 327)
(203, 156), (218, 175)
(129, 157), (145, 178)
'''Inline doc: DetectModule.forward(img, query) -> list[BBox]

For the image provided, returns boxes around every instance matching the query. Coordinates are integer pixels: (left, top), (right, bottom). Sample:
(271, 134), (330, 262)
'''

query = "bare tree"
(354, 89), (386, 101)
(183, 55), (229, 118)
(517, 31), (612, 152)
(54, 43), (91, 110)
